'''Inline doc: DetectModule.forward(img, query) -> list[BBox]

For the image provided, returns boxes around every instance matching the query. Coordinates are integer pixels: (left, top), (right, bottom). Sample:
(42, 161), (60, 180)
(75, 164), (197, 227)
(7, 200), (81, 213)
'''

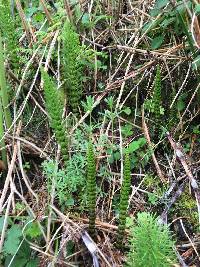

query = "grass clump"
(126, 212), (176, 267)
(42, 70), (68, 163)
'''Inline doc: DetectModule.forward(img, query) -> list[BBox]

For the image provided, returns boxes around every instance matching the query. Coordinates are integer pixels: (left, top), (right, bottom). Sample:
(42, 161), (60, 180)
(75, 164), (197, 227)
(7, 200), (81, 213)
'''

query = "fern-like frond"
(42, 70), (68, 163)
(62, 21), (83, 114)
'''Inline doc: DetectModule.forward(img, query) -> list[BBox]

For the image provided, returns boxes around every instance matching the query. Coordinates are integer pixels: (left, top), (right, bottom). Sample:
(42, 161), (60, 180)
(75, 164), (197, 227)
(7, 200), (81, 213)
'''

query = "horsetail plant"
(62, 21), (83, 115)
(86, 142), (96, 238)
(42, 70), (68, 164)
(0, 0), (19, 69)
(125, 212), (176, 267)
(117, 151), (131, 248)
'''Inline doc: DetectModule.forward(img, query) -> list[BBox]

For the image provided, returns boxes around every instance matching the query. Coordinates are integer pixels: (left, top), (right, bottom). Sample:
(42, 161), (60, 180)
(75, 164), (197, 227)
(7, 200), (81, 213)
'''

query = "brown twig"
(39, 0), (53, 24)
(166, 132), (200, 224)
(142, 107), (167, 184)
(15, 0), (36, 44)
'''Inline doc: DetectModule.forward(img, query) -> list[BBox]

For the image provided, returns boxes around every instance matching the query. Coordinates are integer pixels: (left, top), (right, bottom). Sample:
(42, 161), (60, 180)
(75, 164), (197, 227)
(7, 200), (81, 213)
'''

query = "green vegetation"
(0, 216), (39, 267)
(126, 212), (176, 267)
(62, 21), (83, 114)
(0, 32), (12, 129)
(144, 65), (164, 130)
(0, 0), (19, 69)
(0, 31), (12, 167)
(86, 142), (96, 238)
(0, 0), (199, 266)
(117, 151), (131, 248)
(42, 70), (68, 163)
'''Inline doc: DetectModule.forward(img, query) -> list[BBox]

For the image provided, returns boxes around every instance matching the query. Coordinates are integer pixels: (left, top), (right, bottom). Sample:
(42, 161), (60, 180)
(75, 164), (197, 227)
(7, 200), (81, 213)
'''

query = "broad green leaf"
(128, 138), (147, 153)
(3, 225), (22, 255)
(0, 216), (12, 233)
(26, 259), (39, 267)
(151, 36), (164, 49)
(154, 0), (169, 9)
(5, 255), (27, 267)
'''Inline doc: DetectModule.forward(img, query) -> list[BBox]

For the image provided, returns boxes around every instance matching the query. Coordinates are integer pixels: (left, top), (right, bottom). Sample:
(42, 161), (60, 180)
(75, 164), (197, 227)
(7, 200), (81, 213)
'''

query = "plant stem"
(117, 151), (131, 248)
(0, 32), (12, 129)
(87, 142), (96, 238)
(0, 97), (7, 167)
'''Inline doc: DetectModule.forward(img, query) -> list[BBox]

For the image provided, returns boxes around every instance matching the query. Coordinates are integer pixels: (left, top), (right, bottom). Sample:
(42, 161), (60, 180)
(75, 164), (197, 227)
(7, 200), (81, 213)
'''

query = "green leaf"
(148, 192), (159, 205)
(193, 125), (200, 134)
(5, 255), (27, 267)
(195, 4), (200, 14)
(176, 1), (192, 13)
(154, 0), (169, 9)
(121, 124), (133, 137)
(114, 151), (121, 161)
(123, 107), (131, 115)
(177, 98), (185, 111)
(160, 17), (176, 28)
(25, 222), (41, 239)
(4, 240), (38, 267)
(82, 13), (90, 27)
(151, 35), (164, 49)
(128, 138), (147, 153)
(4, 225), (22, 255)
(0, 216), (5, 232)
(142, 20), (160, 32)
(94, 15), (111, 25)
(26, 259), (39, 267)
(66, 198), (74, 206)
(34, 12), (44, 23)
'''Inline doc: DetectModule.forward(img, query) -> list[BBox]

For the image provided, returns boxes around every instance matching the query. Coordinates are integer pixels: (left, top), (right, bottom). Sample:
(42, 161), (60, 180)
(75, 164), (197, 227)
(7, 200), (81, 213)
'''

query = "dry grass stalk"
(142, 108), (167, 184)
